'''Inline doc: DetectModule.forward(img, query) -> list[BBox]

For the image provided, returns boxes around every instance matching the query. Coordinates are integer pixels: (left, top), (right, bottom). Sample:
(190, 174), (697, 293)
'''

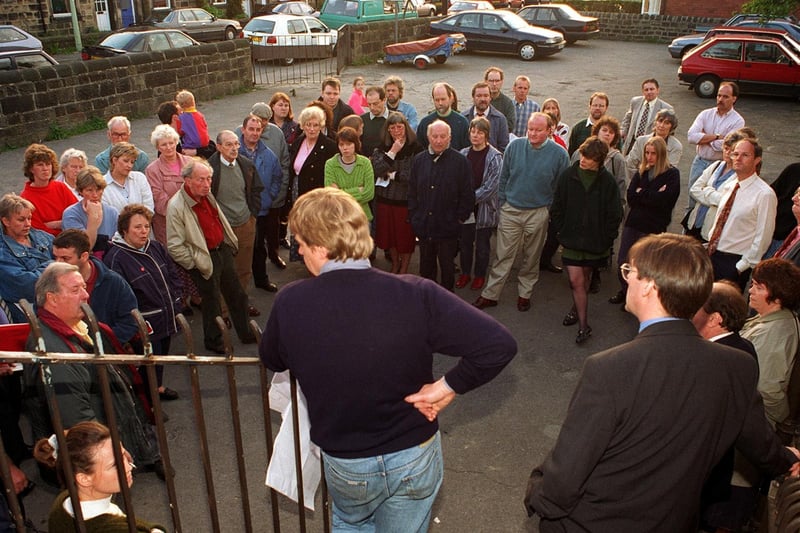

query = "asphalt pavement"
(7, 40), (800, 532)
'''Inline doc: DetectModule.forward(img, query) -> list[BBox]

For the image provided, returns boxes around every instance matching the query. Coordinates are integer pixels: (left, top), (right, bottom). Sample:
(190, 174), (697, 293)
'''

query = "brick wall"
(0, 0), (95, 36)
(0, 40), (253, 148)
(663, 0), (742, 19)
(585, 11), (726, 42)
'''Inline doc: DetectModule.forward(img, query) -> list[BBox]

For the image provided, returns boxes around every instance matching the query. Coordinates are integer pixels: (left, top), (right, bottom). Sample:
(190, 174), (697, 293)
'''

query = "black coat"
(290, 133), (338, 198)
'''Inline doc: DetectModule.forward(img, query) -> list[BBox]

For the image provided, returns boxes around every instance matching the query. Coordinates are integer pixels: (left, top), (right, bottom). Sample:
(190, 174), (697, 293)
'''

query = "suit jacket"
(208, 152), (263, 218)
(621, 96), (673, 155)
(526, 319), (794, 533)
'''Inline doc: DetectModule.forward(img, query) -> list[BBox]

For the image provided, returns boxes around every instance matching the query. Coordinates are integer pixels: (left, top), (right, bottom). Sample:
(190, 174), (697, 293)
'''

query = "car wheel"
(518, 42), (536, 61)
(283, 57), (295, 66)
(434, 55), (446, 64)
(681, 45), (695, 57)
(694, 74), (720, 98)
(225, 26), (237, 40)
(414, 57), (428, 69)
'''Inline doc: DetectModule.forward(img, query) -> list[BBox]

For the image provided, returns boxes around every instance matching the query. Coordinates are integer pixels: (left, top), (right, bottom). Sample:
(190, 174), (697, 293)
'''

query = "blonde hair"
(639, 136), (669, 177)
(289, 188), (373, 261)
(175, 89), (196, 108)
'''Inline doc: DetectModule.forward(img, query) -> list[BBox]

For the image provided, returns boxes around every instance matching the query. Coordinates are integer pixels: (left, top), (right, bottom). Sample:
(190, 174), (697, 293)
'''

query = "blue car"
(667, 15), (797, 58)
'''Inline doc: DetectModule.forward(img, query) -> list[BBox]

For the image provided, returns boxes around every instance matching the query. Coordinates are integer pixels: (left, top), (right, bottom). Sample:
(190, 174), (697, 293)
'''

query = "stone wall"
(581, 11), (725, 42)
(0, 40), (253, 148)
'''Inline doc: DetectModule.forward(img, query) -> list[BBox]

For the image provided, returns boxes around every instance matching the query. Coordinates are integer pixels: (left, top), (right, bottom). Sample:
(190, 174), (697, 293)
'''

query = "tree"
(740, 0), (799, 19)
(226, 0), (245, 19)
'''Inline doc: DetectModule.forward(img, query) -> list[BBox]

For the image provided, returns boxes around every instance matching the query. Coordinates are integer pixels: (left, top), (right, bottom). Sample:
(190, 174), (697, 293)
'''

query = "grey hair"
(58, 148), (87, 170)
(0, 193), (35, 222)
(35, 263), (79, 308)
(107, 116), (131, 132)
(427, 119), (451, 137)
(150, 124), (180, 148)
(181, 158), (213, 179)
(297, 106), (326, 128)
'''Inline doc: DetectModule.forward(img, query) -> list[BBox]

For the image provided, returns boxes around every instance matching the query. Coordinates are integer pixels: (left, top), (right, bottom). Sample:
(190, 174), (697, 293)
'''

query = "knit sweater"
(260, 267), (516, 458)
(416, 110), (470, 151)
(324, 155), (375, 220)
(499, 137), (569, 209)
(20, 180), (77, 236)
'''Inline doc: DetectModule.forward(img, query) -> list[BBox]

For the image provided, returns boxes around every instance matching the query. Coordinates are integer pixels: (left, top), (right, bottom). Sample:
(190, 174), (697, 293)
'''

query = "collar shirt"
(687, 107), (745, 161)
(512, 98), (540, 138)
(710, 173), (777, 272)
(102, 171), (155, 213)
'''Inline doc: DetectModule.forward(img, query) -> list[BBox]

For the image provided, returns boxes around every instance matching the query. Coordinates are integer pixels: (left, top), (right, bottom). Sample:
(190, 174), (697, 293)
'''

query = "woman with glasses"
(552, 136), (622, 344)
(610, 136), (680, 307)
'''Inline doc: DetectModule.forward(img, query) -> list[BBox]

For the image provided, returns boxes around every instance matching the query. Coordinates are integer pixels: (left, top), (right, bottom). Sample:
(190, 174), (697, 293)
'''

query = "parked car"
(242, 14), (337, 65)
(319, 0), (417, 29)
(0, 49), (57, 70)
(409, 0), (437, 17)
(80, 29), (200, 60)
(735, 20), (800, 43)
(430, 9), (564, 60)
(517, 4), (598, 44)
(446, 1), (493, 15)
(678, 34), (800, 98)
(272, 1), (319, 17)
(0, 25), (43, 51)
(153, 8), (241, 42)
(667, 14), (796, 58)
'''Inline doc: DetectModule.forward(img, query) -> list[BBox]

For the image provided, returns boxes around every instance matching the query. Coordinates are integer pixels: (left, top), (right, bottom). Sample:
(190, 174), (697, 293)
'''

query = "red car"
(678, 33), (800, 98)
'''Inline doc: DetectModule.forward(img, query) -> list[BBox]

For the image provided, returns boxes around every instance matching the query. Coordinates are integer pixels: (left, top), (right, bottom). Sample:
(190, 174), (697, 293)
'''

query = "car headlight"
(544, 37), (560, 44)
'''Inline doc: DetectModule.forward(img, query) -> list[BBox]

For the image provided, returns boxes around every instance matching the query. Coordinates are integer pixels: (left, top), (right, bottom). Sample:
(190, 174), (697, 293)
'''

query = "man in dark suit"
(692, 280), (759, 531)
(525, 233), (799, 532)
(620, 78), (674, 156)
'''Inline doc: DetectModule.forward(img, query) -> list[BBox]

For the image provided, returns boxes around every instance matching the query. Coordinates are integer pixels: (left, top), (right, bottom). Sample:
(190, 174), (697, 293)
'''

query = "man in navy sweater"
(260, 188), (516, 532)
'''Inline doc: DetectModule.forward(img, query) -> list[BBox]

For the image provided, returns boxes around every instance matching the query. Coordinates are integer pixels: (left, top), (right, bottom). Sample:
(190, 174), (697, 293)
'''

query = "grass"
(43, 116), (108, 142)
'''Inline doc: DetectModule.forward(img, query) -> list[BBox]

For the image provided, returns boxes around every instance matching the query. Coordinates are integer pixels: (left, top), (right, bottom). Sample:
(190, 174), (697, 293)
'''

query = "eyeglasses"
(620, 263), (636, 282)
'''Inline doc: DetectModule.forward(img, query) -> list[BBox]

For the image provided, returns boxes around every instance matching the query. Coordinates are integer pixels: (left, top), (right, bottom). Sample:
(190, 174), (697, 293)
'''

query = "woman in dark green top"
(551, 137), (623, 344)
(38, 421), (166, 533)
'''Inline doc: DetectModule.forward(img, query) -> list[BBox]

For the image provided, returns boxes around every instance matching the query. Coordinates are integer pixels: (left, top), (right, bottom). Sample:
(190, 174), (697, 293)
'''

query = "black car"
(80, 29), (200, 60)
(517, 4), (598, 44)
(429, 9), (565, 61)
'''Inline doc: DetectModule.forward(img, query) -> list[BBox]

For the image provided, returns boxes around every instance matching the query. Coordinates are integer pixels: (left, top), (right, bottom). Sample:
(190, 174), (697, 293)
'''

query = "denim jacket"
(0, 228), (53, 322)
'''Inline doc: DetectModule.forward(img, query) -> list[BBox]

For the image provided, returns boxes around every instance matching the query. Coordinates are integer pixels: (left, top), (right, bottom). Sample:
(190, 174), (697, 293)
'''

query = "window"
(536, 9), (556, 22)
(168, 32), (195, 48)
(192, 9), (213, 22)
(152, 0), (170, 8)
(51, 0), (69, 15)
(287, 19), (307, 34)
(457, 13), (480, 29)
(702, 42), (742, 61)
(483, 14), (505, 31)
(745, 42), (780, 63)
(178, 11), (196, 22)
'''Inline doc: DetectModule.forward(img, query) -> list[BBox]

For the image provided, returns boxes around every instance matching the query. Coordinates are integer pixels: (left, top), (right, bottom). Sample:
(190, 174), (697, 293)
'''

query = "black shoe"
(589, 270), (601, 294)
(205, 342), (226, 355)
(540, 262), (563, 274)
(271, 256), (287, 269)
(608, 290), (625, 304)
(255, 281), (278, 292)
(562, 310), (578, 326)
(159, 387), (179, 401)
(576, 326), (592, 344)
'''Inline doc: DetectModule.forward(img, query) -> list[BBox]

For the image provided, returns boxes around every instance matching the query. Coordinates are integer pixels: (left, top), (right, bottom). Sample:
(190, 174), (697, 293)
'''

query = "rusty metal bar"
(290, 373), (307, 533)
(132, 308), (182, 532)
(224, 346), (254, 532)
(189, 356), (221, 532)
(81, 302), (138, 533)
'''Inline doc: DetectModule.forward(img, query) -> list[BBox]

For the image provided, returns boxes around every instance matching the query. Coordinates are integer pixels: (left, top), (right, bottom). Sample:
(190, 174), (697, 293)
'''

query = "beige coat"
(166, 186), (238, 279)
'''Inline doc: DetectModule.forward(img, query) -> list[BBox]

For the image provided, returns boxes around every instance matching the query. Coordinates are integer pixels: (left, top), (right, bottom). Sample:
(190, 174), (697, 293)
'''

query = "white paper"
(265, 371), (321, 511)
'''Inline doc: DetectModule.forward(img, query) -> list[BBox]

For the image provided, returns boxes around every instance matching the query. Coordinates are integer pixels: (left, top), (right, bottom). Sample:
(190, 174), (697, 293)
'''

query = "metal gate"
(0, 302), (330, 533)
(251, 26), (351, 87)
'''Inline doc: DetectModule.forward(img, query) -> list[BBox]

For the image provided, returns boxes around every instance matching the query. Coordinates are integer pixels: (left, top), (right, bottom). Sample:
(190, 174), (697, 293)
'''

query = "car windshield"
(244, 19), (276, 33)
(100, 33), (137, 49)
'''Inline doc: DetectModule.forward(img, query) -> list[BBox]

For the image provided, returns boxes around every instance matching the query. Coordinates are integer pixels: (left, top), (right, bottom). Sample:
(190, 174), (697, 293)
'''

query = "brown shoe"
(473, 296), (498, 309)
(248, 305), (261, 317)
(517, 297), (531, 312)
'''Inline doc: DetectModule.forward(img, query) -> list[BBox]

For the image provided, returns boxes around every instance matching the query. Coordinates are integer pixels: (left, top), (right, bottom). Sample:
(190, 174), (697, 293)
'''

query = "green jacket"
(324, 155), (375, 221)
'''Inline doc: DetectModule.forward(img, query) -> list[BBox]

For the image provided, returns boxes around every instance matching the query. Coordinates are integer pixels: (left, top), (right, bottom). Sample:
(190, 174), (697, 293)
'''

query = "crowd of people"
(0, 69), (800, 532)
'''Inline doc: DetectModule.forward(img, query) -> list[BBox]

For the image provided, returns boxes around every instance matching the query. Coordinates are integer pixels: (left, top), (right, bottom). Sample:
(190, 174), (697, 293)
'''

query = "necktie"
(707, 182), (740, 255)
(229, 162), (235, 168)
(635, 101), (650, 138)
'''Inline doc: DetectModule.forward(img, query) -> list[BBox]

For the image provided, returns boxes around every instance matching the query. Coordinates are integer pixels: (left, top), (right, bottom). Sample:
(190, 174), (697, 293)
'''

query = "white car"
(447, 0), (494, 15)
(409, 0), (437, 17)
(242, 14), (337, 65)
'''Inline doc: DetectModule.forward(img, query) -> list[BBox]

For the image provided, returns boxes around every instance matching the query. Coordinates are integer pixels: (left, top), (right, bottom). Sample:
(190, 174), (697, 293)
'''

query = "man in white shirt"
(685, 82), (745, 216)
(707, 138), (776, 289)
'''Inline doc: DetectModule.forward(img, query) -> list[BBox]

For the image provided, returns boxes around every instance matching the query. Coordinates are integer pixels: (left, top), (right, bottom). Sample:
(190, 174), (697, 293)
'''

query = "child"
(176, 89), (213, 158)
(347, 76), (367, 115)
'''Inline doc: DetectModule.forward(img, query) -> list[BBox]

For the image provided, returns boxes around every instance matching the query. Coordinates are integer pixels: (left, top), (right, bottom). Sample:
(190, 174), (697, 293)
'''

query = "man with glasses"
(525, 233), (799, 530)
(94, 116), (150, 174)
(484, 66), (515, 134)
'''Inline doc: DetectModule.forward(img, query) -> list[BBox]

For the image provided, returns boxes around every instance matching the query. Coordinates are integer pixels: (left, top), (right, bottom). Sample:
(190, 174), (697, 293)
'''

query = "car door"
(450, 13), (483, 49)
(741, 41), (800, 97)
(480, 12), (512, 52)
(175, 10), (200, 40)
(306, 17), (336, 47)
(191, 9), (217, 41)
(285, 18), (311, 48)
(698, 40), (743, 82)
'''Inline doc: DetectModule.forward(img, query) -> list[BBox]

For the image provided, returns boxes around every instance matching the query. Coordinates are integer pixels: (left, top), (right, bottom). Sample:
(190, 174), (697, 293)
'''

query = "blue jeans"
(322, 432), (443, 533)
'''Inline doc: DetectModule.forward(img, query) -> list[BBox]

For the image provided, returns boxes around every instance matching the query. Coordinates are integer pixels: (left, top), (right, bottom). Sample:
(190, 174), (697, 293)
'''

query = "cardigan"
(289, 133), (338, 200)
(459, 144), (503, 229)
(145, 153), (194, 244)
(370, 141), (423, 206)
(324, 155), (375, 220)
